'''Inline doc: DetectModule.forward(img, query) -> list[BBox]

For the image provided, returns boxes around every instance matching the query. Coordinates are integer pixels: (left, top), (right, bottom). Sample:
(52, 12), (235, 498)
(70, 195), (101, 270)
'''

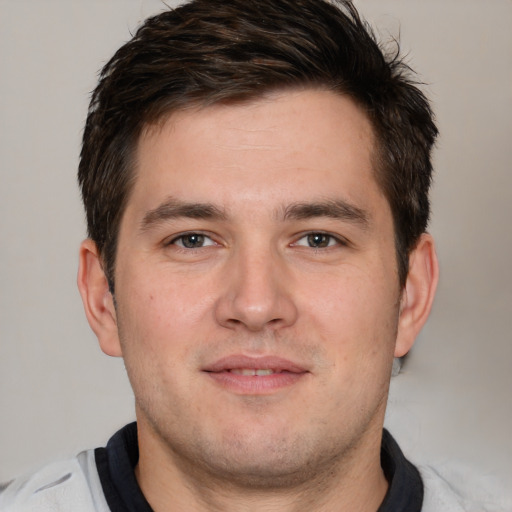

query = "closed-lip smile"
(202, 355), (309, 394)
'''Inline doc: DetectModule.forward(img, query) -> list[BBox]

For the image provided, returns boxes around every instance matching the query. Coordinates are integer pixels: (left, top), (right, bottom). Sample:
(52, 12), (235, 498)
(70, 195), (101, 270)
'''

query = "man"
(2, 0), (472, 510)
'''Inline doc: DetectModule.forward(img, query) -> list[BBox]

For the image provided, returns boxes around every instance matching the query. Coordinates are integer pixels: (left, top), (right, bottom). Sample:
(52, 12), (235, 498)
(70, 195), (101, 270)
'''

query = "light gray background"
(1, 0), (511, 488)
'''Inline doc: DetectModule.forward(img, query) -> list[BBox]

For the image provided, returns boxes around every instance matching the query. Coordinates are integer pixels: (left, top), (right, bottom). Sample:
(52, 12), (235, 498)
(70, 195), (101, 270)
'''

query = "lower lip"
(204, 371), (306, 394)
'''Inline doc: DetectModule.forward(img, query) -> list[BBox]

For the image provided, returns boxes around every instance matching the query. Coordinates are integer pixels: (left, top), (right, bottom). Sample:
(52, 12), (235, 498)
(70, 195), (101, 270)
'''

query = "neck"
(134, 419), (388, 512)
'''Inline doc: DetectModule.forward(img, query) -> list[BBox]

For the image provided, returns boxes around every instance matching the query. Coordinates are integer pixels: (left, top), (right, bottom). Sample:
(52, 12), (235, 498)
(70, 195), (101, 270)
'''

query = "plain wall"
(1, 0), (511, 487)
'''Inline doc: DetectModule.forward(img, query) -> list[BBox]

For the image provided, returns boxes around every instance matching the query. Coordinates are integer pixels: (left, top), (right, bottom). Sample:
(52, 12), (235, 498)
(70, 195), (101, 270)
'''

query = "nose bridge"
(216, 240), (297, 331)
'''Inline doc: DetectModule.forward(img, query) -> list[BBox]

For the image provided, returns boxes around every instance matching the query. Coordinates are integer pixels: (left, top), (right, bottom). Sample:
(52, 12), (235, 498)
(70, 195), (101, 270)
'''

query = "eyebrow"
(140, 198), (227, 231)
(282, 199), (370, 228)
(140, 197), (370, 232)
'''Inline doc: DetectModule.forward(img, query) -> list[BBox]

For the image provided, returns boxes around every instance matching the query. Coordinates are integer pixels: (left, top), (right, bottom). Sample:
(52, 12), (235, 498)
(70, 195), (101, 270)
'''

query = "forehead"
(129, 89), (383, 217)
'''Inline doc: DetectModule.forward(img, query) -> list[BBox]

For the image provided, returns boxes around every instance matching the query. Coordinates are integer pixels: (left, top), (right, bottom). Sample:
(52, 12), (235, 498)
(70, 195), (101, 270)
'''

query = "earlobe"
(77, 239), (123, 357)
(395, 233), (439, 358)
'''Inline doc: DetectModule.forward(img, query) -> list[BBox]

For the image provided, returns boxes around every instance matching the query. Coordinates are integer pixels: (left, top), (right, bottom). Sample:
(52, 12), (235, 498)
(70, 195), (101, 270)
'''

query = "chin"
(191, 426), (345, 490)
(202, 451), (319, 490)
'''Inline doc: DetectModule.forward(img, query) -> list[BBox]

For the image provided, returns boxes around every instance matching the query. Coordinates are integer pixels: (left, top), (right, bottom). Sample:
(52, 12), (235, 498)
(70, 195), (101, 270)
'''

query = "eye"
(170, 233), (216, 249)
(294, 232), (341, 249)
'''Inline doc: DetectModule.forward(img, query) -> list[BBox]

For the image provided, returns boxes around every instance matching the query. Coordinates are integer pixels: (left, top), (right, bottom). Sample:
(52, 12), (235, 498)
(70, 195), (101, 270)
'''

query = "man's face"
(112, 89), (402, 485)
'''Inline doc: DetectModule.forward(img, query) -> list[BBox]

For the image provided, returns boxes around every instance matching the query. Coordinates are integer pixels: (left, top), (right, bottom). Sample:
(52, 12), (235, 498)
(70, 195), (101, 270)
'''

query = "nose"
(215, 246), (298, 332)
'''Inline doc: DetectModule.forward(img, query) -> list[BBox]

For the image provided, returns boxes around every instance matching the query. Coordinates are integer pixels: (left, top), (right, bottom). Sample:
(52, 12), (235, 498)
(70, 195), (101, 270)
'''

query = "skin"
(78, 89), (438, 512)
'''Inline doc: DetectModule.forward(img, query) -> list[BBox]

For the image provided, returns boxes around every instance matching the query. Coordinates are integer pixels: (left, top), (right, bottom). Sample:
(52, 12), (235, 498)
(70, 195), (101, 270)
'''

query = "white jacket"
(0, 450), (509, 511)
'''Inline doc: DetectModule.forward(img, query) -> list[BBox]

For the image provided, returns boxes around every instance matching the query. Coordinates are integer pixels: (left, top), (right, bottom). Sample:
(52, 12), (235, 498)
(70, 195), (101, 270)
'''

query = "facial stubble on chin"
(117, 306), (397, 495)
(133, 377), (390, 500)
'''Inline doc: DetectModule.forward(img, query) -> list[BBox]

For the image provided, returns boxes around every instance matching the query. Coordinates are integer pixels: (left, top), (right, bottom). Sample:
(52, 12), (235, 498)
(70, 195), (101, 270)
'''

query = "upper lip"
(202, 355), (309, 374)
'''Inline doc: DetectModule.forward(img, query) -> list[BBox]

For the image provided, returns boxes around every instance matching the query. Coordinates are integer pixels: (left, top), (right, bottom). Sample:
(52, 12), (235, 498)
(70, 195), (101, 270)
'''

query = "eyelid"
(292, 231), (349, 248)
(165, 231), (217, 248)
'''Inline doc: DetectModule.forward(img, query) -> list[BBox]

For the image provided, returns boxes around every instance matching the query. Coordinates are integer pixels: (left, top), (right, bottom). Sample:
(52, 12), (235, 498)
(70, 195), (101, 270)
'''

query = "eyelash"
(293, 232), (347, 249)
(166, 231), (347, 251)
(167, 232), (216, 249)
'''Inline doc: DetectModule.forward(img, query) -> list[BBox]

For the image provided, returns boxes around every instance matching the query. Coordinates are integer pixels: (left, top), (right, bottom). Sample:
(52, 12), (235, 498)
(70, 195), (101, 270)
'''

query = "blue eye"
(171, 233), (215, 249)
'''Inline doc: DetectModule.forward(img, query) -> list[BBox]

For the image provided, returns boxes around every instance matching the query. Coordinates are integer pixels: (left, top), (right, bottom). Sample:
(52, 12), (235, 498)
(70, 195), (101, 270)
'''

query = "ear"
(77, 239), (122, 357)
(395, 233), (439, 358)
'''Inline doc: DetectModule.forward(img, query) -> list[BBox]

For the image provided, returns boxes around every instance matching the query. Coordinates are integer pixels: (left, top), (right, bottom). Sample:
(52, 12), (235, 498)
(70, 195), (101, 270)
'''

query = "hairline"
(103, 84), (410, 291)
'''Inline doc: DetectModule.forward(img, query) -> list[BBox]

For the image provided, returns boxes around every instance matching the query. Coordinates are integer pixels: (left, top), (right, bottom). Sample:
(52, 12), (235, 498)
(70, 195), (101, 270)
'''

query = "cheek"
(122, 262), (215, 325)
(306, 268), (397, 331)
(302, 268), (399, 377)
(114, 278), (204, 410)
(115, 268), (215, 372)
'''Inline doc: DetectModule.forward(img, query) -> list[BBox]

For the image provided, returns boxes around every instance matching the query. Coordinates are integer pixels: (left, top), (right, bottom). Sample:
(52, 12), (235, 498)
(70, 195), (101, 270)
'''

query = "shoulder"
(0, 449), (109, 512)
(420, 463), (512, 512)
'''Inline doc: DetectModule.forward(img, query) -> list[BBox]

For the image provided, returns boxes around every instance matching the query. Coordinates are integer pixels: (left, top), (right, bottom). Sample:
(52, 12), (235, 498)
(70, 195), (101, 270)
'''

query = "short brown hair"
(78, 0), (437, 290)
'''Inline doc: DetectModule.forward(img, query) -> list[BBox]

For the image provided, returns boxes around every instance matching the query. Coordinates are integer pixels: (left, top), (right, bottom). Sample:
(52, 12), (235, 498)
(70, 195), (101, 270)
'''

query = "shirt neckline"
(96, 422), (423, 512)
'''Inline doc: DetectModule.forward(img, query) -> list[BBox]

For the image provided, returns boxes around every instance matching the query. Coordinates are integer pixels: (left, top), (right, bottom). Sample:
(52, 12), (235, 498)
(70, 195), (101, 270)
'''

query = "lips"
(202, 355), (309, 394)
(203, 355), (308, 374)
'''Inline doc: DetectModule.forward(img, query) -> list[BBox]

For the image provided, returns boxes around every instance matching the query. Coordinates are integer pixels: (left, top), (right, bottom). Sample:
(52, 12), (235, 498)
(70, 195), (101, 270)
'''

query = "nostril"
(213, 265), (299, 331)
